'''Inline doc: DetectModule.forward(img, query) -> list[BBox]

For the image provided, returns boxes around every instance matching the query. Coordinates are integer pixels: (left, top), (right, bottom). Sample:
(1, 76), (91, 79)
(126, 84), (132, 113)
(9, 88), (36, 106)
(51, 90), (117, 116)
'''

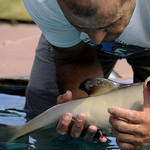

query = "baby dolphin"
(0, 77), (143, 142)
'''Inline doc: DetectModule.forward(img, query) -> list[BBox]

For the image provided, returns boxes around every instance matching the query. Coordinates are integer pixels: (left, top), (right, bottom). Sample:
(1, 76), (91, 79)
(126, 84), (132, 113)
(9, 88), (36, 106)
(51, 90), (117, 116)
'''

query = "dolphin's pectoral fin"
(79, 77), (121, 96)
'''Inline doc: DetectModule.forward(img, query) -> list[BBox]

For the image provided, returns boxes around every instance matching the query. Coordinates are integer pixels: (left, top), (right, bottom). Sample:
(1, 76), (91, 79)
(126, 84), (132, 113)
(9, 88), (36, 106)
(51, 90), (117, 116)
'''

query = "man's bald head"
(57, 0), (136, 44)
(60, 0), (98, 17)
(59, 0), (126, 18)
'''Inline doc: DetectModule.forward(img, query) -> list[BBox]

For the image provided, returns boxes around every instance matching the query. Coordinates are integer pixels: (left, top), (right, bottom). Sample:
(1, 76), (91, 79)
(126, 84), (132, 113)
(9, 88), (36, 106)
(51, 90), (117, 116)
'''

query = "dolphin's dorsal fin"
(79, 77), (121, 96)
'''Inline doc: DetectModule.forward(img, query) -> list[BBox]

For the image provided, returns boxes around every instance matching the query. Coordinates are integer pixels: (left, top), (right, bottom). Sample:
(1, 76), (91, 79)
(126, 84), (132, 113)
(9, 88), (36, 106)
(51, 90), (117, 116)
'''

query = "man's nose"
(88, 29), (107, 44)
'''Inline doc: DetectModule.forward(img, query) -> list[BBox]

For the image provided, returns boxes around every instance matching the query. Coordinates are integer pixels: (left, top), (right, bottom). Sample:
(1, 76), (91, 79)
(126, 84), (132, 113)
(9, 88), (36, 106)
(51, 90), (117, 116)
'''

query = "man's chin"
(102, 35), (121, 42)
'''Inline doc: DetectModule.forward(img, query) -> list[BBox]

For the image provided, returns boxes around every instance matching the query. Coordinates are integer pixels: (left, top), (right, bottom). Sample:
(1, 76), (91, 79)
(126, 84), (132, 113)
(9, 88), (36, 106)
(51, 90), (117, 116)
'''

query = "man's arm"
(53, 41), (107, 142)
(53, 41), (103, 99)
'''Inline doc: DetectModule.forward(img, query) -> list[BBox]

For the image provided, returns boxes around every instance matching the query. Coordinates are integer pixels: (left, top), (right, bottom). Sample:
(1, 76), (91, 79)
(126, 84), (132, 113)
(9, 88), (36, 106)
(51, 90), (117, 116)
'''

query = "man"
(23, 0), (150, 148)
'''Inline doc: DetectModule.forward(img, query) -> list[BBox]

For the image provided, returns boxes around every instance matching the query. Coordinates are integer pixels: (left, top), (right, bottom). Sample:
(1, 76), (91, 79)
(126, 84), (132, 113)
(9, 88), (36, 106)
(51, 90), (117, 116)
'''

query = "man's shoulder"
(24, 0), (64, 21)
(24, 0), (82, 48)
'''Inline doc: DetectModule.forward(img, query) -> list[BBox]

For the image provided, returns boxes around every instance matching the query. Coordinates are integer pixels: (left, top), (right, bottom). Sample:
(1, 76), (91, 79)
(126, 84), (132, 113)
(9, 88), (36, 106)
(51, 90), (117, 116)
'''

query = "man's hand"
(108, 77), (150, 149)
(56, 90), (107, 142)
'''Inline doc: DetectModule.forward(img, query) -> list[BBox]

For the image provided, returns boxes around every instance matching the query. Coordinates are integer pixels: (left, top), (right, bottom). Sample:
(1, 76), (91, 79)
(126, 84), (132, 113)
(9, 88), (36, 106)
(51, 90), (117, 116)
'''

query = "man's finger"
(57, 90), (72, 104)
(116, 139), (137, 149)
(109, 115), (142, 134)
(70, 113), (86, 138)
(56, 112), (72, 135)
(83, 125), (97, 141)
(143, 77), (150, 111)
(108, 107), (142, 124)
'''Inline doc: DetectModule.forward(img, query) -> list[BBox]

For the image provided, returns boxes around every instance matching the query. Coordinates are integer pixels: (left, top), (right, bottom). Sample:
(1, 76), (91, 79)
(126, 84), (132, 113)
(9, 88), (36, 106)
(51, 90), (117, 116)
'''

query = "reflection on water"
(0, 94), (120, 150)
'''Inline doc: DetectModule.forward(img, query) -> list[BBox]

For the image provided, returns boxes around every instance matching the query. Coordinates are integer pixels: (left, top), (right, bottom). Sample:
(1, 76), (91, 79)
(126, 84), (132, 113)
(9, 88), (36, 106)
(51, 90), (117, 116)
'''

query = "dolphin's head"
(79, 77), (120, 96)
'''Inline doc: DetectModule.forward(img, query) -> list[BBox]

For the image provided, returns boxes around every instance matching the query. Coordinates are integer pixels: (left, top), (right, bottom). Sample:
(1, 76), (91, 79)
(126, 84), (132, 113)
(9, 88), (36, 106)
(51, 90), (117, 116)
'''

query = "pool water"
(0, 94), (120, 150)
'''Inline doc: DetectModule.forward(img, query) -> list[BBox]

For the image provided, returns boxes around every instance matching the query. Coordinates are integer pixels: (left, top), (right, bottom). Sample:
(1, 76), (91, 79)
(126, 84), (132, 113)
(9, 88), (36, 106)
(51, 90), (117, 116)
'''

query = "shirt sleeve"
(23, 0), (81, 48)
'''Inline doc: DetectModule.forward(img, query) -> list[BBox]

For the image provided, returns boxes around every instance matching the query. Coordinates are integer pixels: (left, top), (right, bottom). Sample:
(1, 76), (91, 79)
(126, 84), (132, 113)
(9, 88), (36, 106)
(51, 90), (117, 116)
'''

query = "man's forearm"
(54, 42), (103, 99)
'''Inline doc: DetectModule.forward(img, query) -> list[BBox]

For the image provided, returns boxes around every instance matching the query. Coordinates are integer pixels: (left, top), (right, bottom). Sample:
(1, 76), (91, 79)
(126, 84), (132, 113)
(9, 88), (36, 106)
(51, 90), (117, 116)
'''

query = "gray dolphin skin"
(0, 77), (143, 142)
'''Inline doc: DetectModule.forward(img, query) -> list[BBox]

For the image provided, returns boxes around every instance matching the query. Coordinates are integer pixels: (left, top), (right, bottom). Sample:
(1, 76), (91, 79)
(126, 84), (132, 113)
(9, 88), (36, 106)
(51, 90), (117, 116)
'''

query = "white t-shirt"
(23, 0), (150, 56)
(116, 0), (150, 49)
(23, 0), (81, 47)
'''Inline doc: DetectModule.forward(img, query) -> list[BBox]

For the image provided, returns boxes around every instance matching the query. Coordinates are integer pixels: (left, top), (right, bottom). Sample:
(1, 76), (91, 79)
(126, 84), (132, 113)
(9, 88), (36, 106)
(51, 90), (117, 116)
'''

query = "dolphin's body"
(0, 78), (143, 142)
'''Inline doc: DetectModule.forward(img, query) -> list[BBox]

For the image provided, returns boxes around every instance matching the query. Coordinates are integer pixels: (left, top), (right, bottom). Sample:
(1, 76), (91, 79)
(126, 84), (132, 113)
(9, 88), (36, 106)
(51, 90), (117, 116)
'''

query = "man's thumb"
(143, 77), (150, 111)
(57, 90), (72, 104)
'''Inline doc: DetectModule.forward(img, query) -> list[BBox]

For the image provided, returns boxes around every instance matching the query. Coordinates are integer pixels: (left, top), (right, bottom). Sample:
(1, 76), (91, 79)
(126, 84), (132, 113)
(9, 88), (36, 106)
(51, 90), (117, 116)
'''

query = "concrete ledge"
(0, 78), (28, 96)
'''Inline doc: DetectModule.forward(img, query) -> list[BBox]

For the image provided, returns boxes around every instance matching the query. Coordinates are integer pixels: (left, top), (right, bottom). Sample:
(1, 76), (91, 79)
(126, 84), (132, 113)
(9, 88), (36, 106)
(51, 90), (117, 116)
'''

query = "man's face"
(58, 0), (136, 44)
